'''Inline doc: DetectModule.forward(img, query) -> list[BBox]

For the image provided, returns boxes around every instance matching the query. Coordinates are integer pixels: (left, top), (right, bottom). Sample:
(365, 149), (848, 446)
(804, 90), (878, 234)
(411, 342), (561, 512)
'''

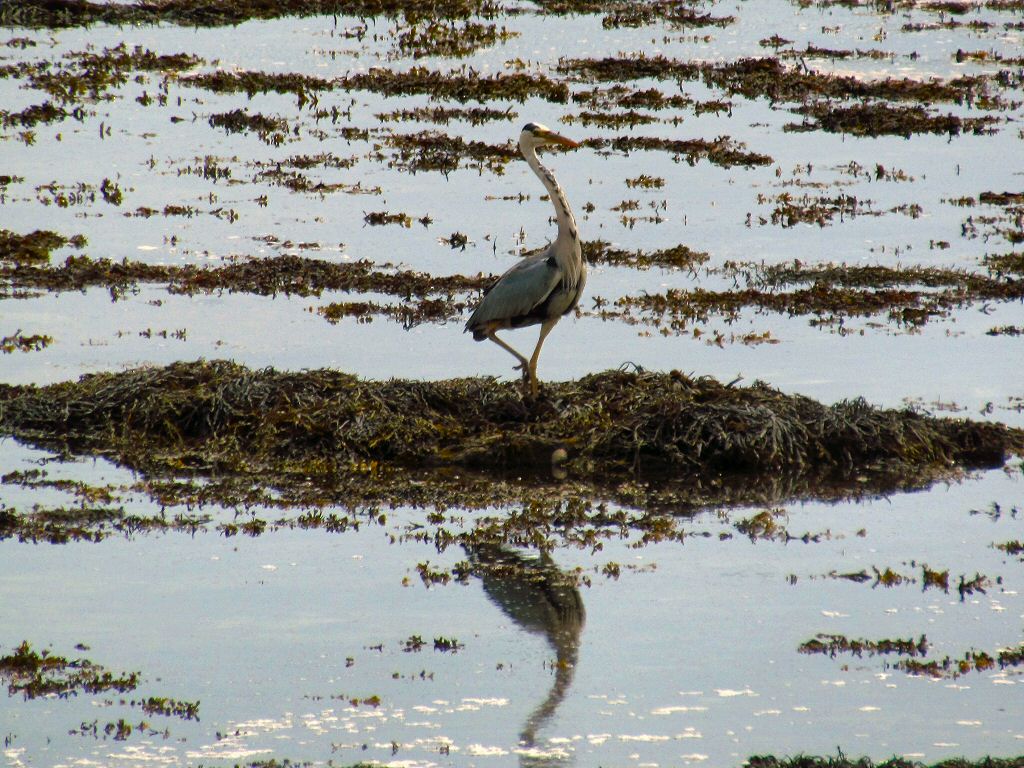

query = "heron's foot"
(514, 371), (541, 400)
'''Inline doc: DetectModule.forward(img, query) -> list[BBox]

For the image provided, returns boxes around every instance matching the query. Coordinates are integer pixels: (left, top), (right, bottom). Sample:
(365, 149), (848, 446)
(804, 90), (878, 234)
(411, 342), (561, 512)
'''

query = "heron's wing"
(466, 253), (561, 331)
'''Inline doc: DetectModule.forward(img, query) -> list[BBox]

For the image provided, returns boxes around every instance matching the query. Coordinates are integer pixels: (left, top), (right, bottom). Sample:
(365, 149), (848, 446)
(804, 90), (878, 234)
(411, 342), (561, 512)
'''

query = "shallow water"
(2, 0), (1024, 765)
(1, 439), (1023, 767)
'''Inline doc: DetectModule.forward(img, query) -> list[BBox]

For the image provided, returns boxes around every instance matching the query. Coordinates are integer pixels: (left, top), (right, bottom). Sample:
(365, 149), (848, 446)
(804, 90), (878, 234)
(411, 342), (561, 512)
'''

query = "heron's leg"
(486, 330), (529, 375)
(527, 318), (559, 397)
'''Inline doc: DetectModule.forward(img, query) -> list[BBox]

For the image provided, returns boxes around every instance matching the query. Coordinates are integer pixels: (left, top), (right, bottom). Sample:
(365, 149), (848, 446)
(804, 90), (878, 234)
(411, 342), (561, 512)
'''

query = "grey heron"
(465, 122), (586, 397)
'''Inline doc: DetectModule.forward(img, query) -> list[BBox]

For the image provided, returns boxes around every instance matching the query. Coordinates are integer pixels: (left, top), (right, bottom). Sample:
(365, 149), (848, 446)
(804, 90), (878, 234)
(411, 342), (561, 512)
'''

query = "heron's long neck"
(524, 145), (580, 262)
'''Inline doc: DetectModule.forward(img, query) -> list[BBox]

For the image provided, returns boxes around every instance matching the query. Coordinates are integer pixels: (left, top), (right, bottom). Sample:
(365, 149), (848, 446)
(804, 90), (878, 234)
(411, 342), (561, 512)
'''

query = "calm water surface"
(2, 1), (1023, 765)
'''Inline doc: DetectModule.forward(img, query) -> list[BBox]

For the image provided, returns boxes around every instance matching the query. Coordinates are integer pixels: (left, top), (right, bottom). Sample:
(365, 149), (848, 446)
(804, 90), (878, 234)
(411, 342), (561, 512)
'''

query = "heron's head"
(519, 122), (580, 153)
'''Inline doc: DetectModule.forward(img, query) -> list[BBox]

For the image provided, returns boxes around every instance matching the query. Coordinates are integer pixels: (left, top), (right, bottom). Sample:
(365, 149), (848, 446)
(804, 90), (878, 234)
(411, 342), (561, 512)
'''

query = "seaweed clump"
(900, 643), (1024, 678)
(0, 362), (1019, 506)
(181, 65), (569, 106)
(0, 0), (504, 28)
(799, 633), (929, 658)
(376, 105), (516, 126)
(0, 640), (139, 699)
(378, 130), (519, 175)
(0, 228), (85, 264)
(4, 43), (200, 107)
(1, 330), (53, 353)
(341, 66), (570, 104)
(744, 755), (1024, 768)
(787, 102), (998, 137)
(587, 134), (772, 168)
(582, 240), (708, 271)
(559, 55), (985, 105)
(604, 258), (1024, 332)
(392, 18), (518, 58)
(208, 109), (289, 145)
(2, 249), (490, 301)
(180, 70), (333, 100)
(0, 639), (201, 740)
(531, 0), (733, 29)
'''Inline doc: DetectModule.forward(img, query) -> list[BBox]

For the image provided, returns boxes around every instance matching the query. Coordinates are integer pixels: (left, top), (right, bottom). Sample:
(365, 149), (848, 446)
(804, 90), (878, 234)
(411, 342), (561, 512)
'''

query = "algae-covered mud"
(3, 0), (1024, 766)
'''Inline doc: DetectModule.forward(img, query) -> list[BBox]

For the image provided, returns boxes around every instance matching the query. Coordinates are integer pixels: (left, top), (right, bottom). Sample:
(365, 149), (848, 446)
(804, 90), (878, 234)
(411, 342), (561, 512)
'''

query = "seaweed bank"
(0, 362), (1019, 511)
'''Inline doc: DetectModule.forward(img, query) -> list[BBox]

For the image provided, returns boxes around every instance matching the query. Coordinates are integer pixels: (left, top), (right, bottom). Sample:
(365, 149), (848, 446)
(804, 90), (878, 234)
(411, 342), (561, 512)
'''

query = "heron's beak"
(540, 130), (580, 149)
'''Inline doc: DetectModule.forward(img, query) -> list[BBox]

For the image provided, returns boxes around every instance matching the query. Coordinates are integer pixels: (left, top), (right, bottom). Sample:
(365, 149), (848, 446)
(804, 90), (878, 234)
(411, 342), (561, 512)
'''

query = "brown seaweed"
(0, 362), (1018, 512)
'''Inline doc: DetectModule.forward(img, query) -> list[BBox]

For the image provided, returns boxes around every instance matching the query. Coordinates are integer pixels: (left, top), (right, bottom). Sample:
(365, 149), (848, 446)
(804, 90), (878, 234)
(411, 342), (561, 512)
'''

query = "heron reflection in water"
(465, 542), (585, 763)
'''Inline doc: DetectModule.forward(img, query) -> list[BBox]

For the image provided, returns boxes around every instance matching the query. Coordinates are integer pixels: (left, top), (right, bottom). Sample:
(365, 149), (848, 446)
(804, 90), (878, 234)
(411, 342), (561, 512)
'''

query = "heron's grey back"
(465, 252), (561, 337)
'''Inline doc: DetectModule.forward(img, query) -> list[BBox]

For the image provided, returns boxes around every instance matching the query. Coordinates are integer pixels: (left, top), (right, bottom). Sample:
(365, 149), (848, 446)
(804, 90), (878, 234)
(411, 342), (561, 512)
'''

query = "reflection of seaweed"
(465, 543), (584, 752)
